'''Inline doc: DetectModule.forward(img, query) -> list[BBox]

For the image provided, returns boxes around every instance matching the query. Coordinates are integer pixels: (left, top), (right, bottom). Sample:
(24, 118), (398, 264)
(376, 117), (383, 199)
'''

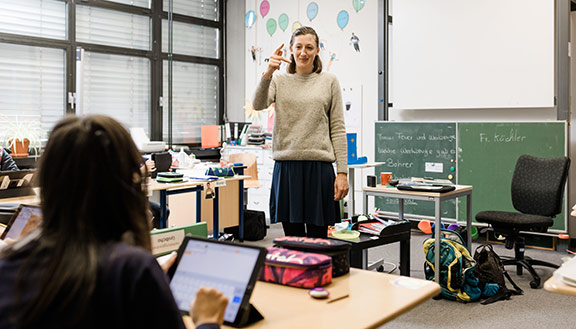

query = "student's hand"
(190, 287), (229, 326)
(159, 252), (178, 273)
(334, 173), (349, 201)
(263, 44), (291, 79)
(145, 159), (157, 172)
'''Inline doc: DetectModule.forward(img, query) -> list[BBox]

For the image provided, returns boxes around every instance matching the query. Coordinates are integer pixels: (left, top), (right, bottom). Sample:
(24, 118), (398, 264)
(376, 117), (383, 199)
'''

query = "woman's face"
(290, 34), (319, 73)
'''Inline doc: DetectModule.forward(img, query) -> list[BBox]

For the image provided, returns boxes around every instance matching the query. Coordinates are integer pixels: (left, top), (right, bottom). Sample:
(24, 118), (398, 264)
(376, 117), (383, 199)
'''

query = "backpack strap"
(503, 270), (523, 295)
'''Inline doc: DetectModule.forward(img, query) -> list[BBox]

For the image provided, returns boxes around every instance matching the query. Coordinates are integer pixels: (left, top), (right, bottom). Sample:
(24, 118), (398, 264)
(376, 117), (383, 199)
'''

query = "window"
(0, 43), (65, 135)
(76, 5), (151, 51)
(0, 0), (223, 147)
(77, 51), (150, 133)
(163, 61), (218, 143)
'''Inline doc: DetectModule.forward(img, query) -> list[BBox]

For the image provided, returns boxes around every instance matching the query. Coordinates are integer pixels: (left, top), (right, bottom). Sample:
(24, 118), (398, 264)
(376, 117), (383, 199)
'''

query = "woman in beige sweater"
(253, 26), (348, 238)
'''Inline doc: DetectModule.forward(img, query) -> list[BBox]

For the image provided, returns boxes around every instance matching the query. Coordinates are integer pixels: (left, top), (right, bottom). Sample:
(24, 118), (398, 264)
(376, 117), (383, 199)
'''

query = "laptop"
(168, 236), (267, 328)
(0, 204), (42, 240)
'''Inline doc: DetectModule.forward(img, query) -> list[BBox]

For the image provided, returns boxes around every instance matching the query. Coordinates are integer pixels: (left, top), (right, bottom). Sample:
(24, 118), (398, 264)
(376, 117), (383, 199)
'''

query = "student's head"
(288, 26), (322, 74)
(38, 114), (151, 250)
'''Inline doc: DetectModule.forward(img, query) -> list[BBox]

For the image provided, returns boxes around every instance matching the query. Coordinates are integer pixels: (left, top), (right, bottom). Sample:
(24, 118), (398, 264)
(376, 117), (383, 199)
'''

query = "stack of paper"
(553, 256), (576, 286)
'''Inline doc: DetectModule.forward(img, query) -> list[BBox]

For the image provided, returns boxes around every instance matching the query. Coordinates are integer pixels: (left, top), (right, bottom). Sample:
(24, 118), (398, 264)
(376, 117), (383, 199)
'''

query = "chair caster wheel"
(530, 280), (540, 289)
(377, 265), (384, 272)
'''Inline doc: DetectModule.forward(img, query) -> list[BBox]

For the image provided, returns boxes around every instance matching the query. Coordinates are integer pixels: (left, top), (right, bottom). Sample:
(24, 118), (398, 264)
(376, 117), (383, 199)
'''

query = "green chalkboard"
(457, 122), (567, 231)
(374, 122), (457, 218)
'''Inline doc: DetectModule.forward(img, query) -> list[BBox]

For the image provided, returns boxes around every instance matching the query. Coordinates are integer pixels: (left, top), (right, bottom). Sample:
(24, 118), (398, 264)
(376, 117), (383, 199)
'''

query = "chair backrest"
(511, 154), (570, 216)
(229, 153), (261, 188)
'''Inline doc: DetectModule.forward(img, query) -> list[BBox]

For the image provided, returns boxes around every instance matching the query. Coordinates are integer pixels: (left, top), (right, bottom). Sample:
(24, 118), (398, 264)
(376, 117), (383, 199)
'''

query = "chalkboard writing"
(374, 122), (457, 218)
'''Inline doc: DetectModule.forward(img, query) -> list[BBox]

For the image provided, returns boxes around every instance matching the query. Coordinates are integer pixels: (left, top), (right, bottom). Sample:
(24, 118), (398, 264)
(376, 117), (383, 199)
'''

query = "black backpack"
(224, 210), (267, 241)
(473, 244), (523, 304)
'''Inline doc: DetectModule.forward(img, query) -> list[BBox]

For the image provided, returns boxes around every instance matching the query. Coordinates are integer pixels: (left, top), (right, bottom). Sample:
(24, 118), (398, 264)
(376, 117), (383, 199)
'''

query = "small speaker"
(367, 175), (376, 187)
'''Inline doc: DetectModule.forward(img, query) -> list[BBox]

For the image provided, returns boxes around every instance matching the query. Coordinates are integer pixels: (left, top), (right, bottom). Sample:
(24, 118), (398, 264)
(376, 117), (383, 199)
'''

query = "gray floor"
(242, 223), (576, 329)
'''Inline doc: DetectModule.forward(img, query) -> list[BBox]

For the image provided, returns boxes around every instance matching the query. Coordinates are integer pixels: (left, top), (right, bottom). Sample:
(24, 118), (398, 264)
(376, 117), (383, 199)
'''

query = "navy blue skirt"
(269, 161), (341, 226)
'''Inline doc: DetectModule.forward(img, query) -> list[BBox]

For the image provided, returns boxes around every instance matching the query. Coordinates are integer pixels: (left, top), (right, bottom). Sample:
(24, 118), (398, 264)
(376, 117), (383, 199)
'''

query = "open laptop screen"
(168, 236), (266, 326)
(1, 204), (42, 240)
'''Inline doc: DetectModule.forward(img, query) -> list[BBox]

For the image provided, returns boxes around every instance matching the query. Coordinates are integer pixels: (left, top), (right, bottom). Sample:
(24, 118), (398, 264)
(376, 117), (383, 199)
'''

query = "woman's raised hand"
(263, 43), (291, 79)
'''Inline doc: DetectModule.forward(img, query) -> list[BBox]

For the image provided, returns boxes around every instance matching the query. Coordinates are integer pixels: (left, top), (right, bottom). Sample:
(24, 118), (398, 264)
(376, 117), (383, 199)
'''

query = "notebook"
(0, 204), (42, 240)
(168, 236), (267, 327)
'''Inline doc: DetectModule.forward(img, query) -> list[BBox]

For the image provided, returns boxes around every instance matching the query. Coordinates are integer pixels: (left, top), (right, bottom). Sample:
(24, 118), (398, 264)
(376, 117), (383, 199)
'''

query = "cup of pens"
(380, 172), (392, 186)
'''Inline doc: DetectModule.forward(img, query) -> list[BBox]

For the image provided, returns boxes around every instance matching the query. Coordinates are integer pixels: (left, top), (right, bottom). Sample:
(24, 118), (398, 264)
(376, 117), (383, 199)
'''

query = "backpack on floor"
(473, 244), (523, 304)
(423, 229), (482, 303)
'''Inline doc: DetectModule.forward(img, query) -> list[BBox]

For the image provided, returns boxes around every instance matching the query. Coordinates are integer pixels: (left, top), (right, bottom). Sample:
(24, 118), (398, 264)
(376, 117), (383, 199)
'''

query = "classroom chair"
(229, 153), (261, 188)
(475, 154), (570, 289)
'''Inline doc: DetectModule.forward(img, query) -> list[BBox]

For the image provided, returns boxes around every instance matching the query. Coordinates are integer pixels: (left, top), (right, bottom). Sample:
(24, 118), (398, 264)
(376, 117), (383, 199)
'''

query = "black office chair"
(475, 154), (570, 289)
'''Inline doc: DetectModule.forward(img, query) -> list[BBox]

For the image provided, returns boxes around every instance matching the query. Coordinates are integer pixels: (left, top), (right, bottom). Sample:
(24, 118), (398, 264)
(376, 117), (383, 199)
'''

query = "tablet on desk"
(168, 236), (267, 328)
(1, 204), (42, 240)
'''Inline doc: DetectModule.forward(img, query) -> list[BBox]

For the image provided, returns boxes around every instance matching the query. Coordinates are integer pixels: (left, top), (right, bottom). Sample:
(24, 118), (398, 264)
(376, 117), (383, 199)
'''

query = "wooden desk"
(184, 269), (440, 329)
(544, 275), (576, 296)
(150, 176), (248, 239)
(363, 185), (473, 283)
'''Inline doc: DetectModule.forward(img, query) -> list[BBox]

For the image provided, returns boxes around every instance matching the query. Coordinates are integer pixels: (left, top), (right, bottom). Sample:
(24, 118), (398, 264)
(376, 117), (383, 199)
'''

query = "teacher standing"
(253, 26), (348, 238)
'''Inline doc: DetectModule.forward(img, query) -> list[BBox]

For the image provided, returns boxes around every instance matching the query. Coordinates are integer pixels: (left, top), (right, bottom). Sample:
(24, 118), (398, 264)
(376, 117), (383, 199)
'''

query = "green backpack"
(423, 229), (482, 303)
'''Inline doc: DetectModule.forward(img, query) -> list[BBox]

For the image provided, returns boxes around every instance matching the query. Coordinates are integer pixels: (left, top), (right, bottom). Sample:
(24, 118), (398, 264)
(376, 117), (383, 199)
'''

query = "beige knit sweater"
(253, 72), (348, 174)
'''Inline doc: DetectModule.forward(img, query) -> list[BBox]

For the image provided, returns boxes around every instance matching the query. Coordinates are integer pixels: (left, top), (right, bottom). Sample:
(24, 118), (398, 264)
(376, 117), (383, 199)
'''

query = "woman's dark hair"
(3, 115), (151, 327)
(287, 26), (322, 74)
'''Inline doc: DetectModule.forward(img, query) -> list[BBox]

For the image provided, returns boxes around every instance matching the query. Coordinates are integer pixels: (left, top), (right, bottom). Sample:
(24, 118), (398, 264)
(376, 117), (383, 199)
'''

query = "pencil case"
(259, 247), (332, 288)
(273, 236), (351, 277)
(205, 167), (235, 177)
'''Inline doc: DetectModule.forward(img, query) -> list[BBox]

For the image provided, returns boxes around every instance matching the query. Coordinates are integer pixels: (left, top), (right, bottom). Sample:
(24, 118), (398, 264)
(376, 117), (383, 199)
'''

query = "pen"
(327, 294), (349, 303)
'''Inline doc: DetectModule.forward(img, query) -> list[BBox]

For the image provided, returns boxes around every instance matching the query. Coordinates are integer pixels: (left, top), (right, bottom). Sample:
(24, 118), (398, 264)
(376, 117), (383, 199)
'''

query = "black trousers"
(281, 222), (327, 238)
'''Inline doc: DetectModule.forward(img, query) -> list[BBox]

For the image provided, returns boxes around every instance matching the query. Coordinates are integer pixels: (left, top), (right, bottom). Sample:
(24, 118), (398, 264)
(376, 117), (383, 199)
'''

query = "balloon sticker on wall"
(353, 0), (365, 13)
(337, 10), (349, 30)
(260, 0), (270, 18)
(278, 13), (289, 32)
(307, 2), (318, 21)
(292, 21), (302, 32)
(245, 10), (256, 28)
(266, 18), (277, 36)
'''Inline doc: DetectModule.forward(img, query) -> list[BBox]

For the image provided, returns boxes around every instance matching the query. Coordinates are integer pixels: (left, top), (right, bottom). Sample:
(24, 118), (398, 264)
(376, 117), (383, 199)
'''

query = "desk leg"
(159, 190), (167, 229)
(363, 190), (368, 215)
(350, 249), (364, 269)
(239, 178), (245, 242)
(196, 189), (202, 223)
(348, 167), (355, 216)
(400, 238), (410, 276)
(213, 187), (219, 240)
(434, 198), (441, 283)
(466, 193), (472, 249)
(398, 199), (404, 220)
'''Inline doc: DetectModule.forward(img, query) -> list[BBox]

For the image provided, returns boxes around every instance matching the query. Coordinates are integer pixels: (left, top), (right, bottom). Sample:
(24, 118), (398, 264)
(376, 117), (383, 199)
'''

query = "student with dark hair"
(0, 115), (227, 329)
(253, 26), (348, 238)
(0, 147), (18, 171)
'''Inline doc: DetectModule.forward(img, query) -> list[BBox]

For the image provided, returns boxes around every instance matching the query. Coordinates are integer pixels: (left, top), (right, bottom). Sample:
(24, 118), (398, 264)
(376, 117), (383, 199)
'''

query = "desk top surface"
(184, 268), (440, 329)
(363, 184), (472, 197)
(544, 275), (576, 296)
(149, 175), (249, 191)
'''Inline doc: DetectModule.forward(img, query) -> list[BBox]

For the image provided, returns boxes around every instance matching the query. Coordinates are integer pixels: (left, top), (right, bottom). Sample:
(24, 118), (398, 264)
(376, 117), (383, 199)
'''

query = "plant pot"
(9, 138), (30, 158)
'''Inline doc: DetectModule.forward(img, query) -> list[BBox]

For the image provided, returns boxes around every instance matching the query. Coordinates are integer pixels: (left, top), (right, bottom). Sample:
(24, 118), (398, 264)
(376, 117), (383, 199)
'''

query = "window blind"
(0, 43), (65, 137)
(163, 60), (218, 143)
(77, 51), (150, 134)
(77, 5), (151, 51)
(0, 0), (66, 40)
(162, 20), (218, 59)
(163, 0), (219, 21)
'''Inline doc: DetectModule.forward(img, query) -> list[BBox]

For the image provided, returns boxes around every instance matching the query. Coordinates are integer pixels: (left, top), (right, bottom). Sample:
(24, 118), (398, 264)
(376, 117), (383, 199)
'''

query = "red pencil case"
(259, 247), (332, 288)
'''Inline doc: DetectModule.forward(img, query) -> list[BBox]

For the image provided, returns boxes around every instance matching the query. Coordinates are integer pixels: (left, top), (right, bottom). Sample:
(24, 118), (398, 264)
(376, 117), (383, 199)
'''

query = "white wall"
(241, 0), (379, 212)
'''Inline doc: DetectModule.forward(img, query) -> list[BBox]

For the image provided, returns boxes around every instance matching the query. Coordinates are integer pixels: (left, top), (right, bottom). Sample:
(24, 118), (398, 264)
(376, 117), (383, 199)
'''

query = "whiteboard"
(390, 0), (555, 110)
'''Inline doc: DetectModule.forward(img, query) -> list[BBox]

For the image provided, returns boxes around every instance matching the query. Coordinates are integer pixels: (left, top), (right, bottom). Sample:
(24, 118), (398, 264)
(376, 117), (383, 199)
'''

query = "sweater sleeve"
(328, 76), (348, 174)
(252, 76), (276, 111)
(0, 149), (19, 171)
